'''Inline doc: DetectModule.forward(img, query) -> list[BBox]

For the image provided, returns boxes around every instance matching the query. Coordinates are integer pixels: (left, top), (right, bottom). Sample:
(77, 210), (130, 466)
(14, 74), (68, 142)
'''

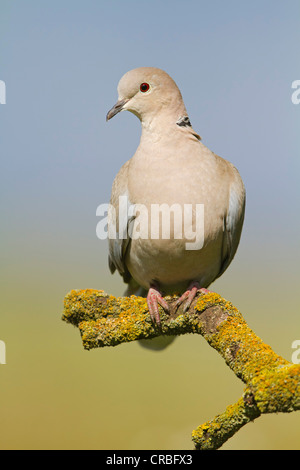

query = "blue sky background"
(0, 0), (300, 450)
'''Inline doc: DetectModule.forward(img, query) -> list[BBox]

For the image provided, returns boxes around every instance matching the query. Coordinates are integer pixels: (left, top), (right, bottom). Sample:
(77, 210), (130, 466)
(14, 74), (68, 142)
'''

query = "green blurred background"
(0, 0), (299, 450)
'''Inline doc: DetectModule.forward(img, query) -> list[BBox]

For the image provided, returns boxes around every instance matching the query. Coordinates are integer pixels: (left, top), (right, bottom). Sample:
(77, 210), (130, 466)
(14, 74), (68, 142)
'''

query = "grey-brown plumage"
(106, 67), (245, 346)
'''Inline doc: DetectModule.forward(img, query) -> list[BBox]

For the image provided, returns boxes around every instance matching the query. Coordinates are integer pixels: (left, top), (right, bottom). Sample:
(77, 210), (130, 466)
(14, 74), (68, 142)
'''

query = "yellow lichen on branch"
(62, 288), (300, 450)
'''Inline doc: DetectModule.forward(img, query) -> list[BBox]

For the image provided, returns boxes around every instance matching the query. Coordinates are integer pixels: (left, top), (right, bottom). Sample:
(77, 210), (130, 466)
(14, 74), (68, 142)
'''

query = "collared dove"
(106, 67), (245, 341)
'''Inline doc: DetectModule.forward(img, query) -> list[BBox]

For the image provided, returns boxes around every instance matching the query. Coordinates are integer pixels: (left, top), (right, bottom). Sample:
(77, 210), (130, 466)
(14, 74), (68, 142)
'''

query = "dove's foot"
(175, 282), (212, 313)
(147, 286), (169, 326)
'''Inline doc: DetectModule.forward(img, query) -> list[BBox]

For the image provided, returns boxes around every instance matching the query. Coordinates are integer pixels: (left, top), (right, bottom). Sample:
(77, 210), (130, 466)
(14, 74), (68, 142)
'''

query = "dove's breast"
(124, 139), (238, 293)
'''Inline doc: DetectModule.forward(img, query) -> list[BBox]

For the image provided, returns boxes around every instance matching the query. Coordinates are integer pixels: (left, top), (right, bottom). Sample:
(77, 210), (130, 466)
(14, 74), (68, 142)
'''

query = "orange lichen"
(62, 288), (300, 449)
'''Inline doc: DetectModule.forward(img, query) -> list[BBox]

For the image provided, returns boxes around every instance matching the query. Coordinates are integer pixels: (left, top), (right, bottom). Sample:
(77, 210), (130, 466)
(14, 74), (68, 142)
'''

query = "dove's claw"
(175, 282), (212, 313)
(147, 287), (169, 326)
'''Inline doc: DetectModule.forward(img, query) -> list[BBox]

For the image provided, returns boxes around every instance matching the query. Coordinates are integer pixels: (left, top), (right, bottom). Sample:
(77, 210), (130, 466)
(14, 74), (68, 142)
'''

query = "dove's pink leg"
(147, 285), (169, 326)
(175, 282), (212, 313)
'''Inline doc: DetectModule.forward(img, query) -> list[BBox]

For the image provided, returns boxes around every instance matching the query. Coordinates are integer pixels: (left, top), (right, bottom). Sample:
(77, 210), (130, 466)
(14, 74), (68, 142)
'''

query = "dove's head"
(106, 67), (187, 124)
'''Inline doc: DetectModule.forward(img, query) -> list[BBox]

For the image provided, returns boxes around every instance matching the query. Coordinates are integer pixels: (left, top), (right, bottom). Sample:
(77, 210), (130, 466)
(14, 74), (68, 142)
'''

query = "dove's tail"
(138, 336), (176, 351)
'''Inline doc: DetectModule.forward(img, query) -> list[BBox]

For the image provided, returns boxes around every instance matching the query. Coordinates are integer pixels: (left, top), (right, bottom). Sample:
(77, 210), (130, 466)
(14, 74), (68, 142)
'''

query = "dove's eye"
(140, 83), (150, 93)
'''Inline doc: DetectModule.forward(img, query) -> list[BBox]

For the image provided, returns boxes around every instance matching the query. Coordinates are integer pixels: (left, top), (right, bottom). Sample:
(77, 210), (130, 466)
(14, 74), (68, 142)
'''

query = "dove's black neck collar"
(176, 116), (192, 128)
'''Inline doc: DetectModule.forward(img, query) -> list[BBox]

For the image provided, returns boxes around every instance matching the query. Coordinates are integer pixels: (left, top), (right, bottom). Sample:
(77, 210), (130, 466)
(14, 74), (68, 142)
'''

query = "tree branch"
(62, 289), (300, 449)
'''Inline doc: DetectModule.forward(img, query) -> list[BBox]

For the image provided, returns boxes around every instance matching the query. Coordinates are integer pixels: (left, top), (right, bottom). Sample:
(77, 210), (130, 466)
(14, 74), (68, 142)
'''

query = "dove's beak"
(106, 99), (129, 121)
